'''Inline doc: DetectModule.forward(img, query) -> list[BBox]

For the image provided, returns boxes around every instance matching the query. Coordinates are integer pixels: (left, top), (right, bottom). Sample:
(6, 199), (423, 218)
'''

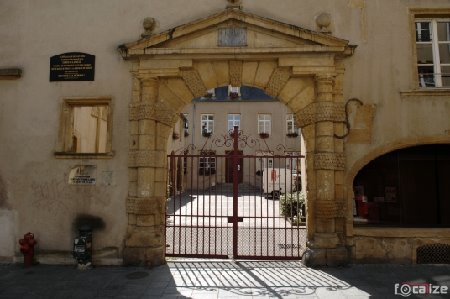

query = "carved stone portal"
(120, 7), (355, 267)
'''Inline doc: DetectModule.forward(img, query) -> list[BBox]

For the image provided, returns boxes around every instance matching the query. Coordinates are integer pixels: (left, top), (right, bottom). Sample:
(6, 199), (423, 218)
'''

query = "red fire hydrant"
(19, 232), (37, 267)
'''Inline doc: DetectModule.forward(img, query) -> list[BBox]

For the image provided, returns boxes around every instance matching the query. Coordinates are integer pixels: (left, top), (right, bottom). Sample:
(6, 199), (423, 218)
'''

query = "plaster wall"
(0, 0), (449, 263)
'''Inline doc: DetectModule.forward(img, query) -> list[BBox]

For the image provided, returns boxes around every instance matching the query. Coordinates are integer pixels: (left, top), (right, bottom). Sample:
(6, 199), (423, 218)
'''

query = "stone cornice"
(126, 46), (350, 57)
(400, 89), (450, 98)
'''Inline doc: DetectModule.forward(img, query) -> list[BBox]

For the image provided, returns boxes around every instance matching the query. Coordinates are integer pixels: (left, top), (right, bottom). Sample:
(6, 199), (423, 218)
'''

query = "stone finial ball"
(143, 17), (156, 31)
(316, 13), (332, 29)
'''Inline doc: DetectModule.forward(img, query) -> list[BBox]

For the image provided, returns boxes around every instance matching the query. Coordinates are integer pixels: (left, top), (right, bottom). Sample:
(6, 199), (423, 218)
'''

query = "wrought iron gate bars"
(166, 127), (305, 259)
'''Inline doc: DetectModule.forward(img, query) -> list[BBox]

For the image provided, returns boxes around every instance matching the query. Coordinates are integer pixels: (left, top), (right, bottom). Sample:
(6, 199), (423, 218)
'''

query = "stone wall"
(354, 228), (450, 263)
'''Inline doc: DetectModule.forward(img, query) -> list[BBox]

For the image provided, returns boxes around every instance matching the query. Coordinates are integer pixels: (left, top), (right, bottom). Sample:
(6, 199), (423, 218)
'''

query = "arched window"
(353, 144), (450, 227)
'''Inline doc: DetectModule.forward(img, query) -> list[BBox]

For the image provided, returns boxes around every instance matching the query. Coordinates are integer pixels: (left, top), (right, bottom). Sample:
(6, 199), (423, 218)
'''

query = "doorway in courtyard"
(166, 127), (306, 259)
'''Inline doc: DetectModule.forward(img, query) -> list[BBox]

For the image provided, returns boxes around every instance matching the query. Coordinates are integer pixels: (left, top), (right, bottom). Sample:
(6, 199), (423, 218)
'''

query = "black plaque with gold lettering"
(50, 52), (95, 81)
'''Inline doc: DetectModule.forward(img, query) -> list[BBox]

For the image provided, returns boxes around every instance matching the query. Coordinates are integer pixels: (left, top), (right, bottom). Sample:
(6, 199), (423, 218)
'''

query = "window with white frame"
(258, 114), (271, 134)
(201, 114), (214, 135)
(227, 114), (241, 131)
(415, 18), (450, 87)
(286, 114), (297, 134)
(199, 150), (216, 176)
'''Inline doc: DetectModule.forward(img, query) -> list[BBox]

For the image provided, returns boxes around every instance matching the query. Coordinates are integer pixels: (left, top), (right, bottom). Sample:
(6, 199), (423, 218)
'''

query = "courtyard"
(166, 184), (306, 258)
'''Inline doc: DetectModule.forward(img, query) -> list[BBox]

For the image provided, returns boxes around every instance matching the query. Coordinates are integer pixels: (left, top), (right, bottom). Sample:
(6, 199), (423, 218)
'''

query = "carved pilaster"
(129, 150), (166, 168)
(315, 73), (335, 86)
(306, 72), (345, 267)
(265, 67), (291, 97)
(296, 102), (345, 128)
(129, 101), (179, 126)
(131, 75), (141, 103)
(315, 201), (345, 218)
(127, 196), (165, 215)
(141, 77), (159, 103)
(314, 153), (345, 170)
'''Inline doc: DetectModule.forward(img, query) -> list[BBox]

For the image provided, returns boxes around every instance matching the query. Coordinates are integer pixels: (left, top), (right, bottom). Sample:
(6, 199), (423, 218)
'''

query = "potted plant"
(259, 132), (269, 139)
(202, 131), (212, 138)
(280, 191), (306, 226)
(229, 91), (239, 100)
(286, 132), (299, 138)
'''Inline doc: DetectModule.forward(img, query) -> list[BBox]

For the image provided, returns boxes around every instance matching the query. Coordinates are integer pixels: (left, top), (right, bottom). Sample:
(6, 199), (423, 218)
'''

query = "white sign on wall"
(68, 165), (97, 185)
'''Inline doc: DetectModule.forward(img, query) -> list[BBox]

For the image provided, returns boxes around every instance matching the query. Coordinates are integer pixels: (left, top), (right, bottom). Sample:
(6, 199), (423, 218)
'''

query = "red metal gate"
(166, 127), (305, 259)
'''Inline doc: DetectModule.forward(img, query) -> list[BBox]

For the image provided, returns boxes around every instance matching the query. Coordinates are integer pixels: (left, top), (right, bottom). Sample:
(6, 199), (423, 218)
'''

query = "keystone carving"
(229, 60), (243, 87)
(314, 153), (345, 170)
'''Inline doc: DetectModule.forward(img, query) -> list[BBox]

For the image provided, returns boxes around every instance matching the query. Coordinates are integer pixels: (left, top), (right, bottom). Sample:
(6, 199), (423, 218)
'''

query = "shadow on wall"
(72, 214), (106, 232)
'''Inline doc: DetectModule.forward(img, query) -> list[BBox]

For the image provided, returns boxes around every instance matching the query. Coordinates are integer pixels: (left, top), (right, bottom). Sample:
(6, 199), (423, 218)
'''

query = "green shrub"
(280, 191), (306, 224)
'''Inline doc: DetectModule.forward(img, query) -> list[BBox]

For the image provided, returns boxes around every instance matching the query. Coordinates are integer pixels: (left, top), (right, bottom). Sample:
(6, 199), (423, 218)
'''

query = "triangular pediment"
(120, 9), (353, 57)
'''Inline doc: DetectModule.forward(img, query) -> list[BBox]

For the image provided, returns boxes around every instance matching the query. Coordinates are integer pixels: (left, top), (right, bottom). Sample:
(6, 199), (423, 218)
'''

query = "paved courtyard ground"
(1, 261), (449, 298)
(166, 184), (306, 258)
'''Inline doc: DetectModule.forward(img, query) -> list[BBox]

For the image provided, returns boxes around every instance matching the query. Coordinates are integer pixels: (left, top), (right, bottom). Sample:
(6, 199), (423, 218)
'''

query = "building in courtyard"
(0, 0), (449, 266)
(166, 86), (302, 192)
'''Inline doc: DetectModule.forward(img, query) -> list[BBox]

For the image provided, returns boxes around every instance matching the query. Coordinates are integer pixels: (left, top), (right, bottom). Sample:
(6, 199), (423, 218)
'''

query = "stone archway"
(345, 138), (450, 262)
(345, 136), (450, 232)
(120, 7), (354, 266)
